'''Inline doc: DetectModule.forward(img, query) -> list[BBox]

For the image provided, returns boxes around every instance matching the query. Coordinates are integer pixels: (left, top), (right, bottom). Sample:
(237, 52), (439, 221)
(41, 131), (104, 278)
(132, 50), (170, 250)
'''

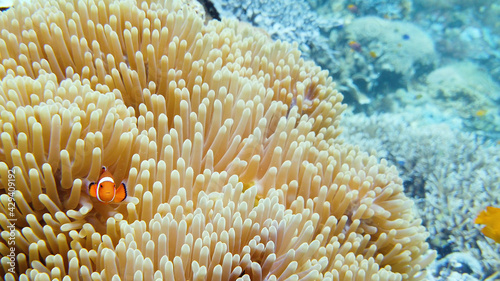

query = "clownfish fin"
(114, 183), (127, 203)
(101, 166), (107, 173)
(89, 182), (97, 197)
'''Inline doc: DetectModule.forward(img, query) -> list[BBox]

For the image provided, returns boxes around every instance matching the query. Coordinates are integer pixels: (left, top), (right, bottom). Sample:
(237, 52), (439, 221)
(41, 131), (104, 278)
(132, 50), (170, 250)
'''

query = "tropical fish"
(476, 109), (487, 117)
(474, 206), (500, 243)
(347, 4), (358, 14)
(89, 167), (127, 203)
(348, 41), (362, 52)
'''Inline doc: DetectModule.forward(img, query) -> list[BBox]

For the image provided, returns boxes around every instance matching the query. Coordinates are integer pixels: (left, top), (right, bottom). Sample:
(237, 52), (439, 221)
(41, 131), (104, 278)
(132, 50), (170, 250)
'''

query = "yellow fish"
(347, 4), (358, 13)
(89, 167), (127, 203)
(476, 109), (487, 117)
(475, 206), (500, 243)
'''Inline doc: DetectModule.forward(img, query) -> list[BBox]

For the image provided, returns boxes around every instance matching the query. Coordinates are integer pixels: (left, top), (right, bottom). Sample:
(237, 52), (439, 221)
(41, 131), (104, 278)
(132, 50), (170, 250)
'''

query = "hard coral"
(345, 16), (436, 77)
(340, 111), (500, 278)
(424, 61), (500, 134)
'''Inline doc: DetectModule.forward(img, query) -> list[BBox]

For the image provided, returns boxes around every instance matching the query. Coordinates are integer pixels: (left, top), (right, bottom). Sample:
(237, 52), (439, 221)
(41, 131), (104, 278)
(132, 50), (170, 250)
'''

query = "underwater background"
(0, 0), (499, 280)
(206, 0), (500, 280)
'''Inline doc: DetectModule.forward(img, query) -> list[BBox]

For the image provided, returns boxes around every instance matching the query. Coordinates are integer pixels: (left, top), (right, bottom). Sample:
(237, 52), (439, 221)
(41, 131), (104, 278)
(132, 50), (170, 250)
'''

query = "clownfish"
(89, 167), (127, 203)
(474, 206), (500, 243)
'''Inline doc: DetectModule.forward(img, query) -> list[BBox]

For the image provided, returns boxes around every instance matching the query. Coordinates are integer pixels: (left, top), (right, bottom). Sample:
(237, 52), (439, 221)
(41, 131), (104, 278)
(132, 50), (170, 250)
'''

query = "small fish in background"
(347, 4), (358, 14)
(402, 34), (410, 40)
(348, 41), (362, 52)
(475, 109), (487, 117)
(0, 0), (13, 11)
(369, 51), (377, 58)
(474, 206), (500, 243)
(89, 166), (127, 203)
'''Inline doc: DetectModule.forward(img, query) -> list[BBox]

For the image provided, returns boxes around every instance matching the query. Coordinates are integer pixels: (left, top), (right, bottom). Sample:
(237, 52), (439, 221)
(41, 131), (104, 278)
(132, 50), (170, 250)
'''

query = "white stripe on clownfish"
(96, 177), (115, 202)
(98, 177), (114, 184)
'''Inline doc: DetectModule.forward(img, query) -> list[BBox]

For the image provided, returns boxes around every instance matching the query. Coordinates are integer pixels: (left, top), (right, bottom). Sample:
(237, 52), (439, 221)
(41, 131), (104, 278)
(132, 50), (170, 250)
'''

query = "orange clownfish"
(89, 167), (127, 203)
(474, 206), (500, 243)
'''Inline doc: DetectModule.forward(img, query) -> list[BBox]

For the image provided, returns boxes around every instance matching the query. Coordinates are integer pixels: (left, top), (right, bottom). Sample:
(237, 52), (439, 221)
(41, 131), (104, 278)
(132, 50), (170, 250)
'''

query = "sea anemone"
(0, 0), (435, 280)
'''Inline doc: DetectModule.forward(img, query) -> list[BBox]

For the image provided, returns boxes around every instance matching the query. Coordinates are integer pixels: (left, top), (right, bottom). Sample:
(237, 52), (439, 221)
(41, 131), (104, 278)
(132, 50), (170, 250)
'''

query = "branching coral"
(0, 0), (434, 280)
(340, 111), (500, 278)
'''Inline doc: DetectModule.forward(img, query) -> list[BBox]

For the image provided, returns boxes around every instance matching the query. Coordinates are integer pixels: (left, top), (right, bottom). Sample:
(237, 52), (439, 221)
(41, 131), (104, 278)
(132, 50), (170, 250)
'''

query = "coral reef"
(412, 0), (500, 81)
(0, 0), (434, 280)
(414, 0), (490, 10)
(347, 0), (412, 20)
(207, 0), (342, 76)
(327, 16), (436, 106)
(428, 253), (483, 281)
(181, 1), (500, 279)
(344, 17), (436, 76)
(340, 111), (500, 280)
(422, 61), (500, 134)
